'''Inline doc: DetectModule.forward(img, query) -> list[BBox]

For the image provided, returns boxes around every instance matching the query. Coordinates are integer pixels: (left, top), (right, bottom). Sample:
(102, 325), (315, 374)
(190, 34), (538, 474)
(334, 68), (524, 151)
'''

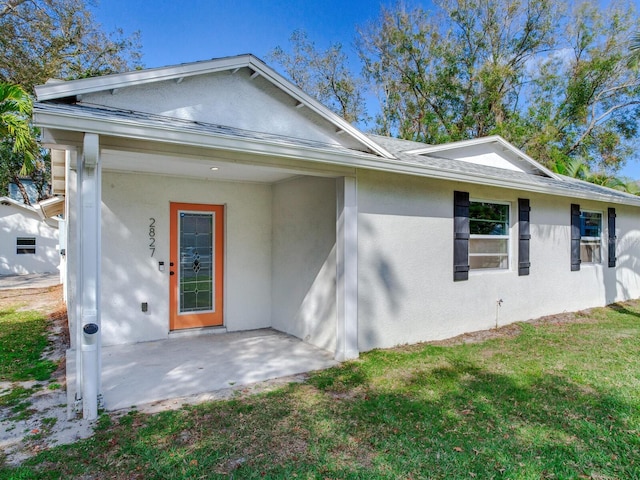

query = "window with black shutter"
(518, 198), (530, 276)
(608, 207), (616, 268)
(571, 204), (581, 271)
(453, 191), (470, 281)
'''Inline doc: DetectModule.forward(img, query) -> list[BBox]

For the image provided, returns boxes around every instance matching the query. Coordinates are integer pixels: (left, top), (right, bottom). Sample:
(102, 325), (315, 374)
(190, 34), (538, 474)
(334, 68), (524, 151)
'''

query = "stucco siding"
(99, 171), (272, 346)
(81, 73), (344, 147)
(271, 176), (337, 352)
(0, 205), (59, 275)
(357, 169), (640, 351)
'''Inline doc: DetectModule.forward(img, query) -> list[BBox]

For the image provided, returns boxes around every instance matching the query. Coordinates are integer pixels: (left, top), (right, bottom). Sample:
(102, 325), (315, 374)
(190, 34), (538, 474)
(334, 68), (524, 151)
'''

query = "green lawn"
(2, 302), (640, 479)
(0, 306), (57, 423)
(0, 307), (56, 383)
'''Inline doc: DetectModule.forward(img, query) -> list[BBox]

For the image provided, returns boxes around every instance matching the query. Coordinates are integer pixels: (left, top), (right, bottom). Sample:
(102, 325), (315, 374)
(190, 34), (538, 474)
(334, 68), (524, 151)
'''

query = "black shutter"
(571, 203), (581, 271)
(454, 191), (470, 281)
(518, 198), (531, 276)
(608, 207), (616, 268)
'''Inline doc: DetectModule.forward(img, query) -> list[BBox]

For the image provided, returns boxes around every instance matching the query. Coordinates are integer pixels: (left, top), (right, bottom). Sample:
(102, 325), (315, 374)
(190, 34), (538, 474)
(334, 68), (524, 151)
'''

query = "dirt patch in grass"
(0, 285), (64, 314)
(428, 307), (601, 347)
(0, 284), (94, 467)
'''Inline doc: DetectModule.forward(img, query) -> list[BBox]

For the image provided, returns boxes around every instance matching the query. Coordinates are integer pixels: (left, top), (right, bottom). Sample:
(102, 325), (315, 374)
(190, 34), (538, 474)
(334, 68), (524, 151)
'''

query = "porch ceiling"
(101, 148), (310, 183)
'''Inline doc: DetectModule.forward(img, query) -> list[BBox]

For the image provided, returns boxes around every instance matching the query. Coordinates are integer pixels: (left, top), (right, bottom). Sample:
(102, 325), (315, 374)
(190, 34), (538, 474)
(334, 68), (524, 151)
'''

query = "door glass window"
(179, 212), (214, 313)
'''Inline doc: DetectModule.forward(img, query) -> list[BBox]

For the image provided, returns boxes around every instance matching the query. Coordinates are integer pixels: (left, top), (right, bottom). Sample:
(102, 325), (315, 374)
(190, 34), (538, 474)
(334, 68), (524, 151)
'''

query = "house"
(32, 55), (640, 419)
(0, 196), (61, 276)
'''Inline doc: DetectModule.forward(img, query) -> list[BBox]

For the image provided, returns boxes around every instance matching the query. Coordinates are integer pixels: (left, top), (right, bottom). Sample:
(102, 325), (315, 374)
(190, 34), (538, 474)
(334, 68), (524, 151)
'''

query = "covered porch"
(54, 132), (359, 419)
(67, 328), (337, 414)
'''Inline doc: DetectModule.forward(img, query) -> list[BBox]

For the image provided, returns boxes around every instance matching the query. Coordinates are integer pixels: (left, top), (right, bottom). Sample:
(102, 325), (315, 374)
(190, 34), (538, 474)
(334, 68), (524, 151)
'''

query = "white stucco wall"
(357, 169), (640, 351)
(98, 171), (272, 346)
(0, 204), (59, 275)
(272, 176), (337, 352)
(81, 72), (349, 148)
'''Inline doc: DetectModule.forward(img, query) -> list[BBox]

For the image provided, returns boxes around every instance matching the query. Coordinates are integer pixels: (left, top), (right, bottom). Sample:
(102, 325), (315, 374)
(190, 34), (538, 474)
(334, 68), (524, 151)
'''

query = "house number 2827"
(149, 218), (156, 257)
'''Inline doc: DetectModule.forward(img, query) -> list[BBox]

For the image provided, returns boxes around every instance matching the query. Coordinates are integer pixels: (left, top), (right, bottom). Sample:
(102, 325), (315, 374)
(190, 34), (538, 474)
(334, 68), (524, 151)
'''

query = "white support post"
(336, 176), (359, 361)
(78, 133), (101, 420)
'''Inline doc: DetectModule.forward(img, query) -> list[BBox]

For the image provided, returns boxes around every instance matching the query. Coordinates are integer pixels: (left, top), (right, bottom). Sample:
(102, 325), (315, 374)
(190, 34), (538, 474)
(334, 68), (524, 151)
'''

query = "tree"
(357, 0), (558, 143)
(0, 0), (142, 93)
(357, 0), (640, 174)
(0, 82), (41, 204)
(270, 30), (367, 124)
(549, 155), (638, 194)
(0, 0), (142, 203)
(0, 138), (51, 204)
(0, 83), (37, 165)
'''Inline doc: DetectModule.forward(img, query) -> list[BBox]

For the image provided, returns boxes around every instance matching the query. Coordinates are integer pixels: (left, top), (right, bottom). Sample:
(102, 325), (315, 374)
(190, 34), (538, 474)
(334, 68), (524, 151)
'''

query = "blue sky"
(91, 0), (385, 67)
(91, 0), (640, 179)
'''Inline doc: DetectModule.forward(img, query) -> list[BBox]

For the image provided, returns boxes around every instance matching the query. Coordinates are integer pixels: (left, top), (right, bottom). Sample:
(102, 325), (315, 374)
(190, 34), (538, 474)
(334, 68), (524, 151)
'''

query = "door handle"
(170, 271), (175, 276)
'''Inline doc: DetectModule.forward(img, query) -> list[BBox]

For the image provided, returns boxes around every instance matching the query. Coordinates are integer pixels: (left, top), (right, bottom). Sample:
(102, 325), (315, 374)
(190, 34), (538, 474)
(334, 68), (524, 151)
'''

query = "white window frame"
(580, 209), (602, 265)
(469, 199), (511, 271)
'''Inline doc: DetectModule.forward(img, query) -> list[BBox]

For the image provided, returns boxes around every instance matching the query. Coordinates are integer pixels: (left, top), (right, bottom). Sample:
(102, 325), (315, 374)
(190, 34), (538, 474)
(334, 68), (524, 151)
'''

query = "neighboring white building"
(0, 196), (60, 276)
(32, 55), (640, 418)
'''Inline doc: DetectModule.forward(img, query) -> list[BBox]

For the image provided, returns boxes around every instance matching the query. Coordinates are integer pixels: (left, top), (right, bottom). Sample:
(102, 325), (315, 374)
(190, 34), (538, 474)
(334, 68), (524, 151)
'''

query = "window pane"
(580, 212), (601, 237)
(179, 212), (214, 313)
(470, 238), (508, 254)
(470, 202), (509, 235)
(468, 201), (510, 270)
(469, 255), (509, 269)
(580, 241), (601, 264)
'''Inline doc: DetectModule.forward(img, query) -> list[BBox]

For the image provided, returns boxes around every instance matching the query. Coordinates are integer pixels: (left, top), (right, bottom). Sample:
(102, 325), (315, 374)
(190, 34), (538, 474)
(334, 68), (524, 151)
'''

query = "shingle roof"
(367, 134), (640, 206)
(34, 101), (640, 207)
(35, 102), (373, 156)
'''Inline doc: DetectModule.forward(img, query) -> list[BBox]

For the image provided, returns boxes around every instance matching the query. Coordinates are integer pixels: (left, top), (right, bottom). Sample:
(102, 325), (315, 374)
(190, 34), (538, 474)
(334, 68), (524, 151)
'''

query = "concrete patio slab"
(74, 329), (337, 412)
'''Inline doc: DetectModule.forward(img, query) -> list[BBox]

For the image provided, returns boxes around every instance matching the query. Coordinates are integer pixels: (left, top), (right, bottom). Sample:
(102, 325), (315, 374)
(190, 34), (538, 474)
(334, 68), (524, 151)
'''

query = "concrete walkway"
(70, 329), (338, 412)
(0, 273), (60, 290)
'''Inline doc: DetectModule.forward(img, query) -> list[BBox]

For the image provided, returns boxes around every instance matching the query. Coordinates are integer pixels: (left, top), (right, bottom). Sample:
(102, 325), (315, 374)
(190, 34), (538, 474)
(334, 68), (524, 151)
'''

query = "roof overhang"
(33, 103), (385, 170)
(36, 196), (65, 219)
(33, 104), (640, 207)
(0, 196), (38, 213)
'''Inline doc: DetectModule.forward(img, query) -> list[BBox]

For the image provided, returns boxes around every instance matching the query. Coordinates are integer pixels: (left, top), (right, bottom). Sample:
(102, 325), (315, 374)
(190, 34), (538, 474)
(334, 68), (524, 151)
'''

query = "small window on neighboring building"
(16, 237), (36, 254)
(580, 211), (602, 264)
(469, 201), (510, 270)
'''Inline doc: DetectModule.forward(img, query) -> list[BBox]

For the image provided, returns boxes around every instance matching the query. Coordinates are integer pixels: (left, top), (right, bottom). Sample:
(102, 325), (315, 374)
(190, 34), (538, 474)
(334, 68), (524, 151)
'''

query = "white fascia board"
(35, 54), (394, 160)
(33, 109), (640, 208)
(0, 196), (38, 213)
(248, 59), (395, 160)
(405, 135), (562, 181)
(35, 55), (257, 101)
(33, 107), (378, 170)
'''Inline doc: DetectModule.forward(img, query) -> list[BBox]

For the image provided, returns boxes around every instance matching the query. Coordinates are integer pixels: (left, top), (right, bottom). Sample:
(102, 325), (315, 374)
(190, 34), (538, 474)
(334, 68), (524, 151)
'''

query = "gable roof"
(368, 135), (640, 206)
(34, 54), (393, 160)
(0, 196), (61, 225)
(403, 136), (561, 180)
(33, 55), (640, 208)
(0, 196), (38, 214)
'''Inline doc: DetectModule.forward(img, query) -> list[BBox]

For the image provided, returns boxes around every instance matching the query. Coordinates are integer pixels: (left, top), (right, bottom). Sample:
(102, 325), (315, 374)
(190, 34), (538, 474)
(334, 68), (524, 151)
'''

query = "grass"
(0, 306), (57, 423)
(2, 302), (640, 478)
(0, 307), (57, 382)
